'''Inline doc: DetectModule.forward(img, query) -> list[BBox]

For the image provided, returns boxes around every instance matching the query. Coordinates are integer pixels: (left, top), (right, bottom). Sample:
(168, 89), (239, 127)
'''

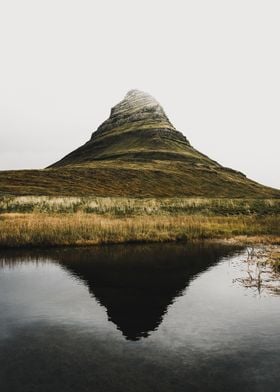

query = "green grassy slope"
(1, 90), (279, 198)
(0, 160), (279, 198)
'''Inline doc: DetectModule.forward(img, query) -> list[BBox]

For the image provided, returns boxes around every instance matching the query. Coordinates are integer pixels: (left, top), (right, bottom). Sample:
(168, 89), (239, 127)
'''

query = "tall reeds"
(0, 213), (279, 248)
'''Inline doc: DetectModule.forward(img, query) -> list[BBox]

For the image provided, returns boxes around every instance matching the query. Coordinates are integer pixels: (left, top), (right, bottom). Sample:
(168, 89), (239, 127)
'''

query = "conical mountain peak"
(1, 88), (278, 197)
(41, 90), (280, 200)
(112, 89), (164, 116)
(94, 89), (176, 138)
(124, 88), (159, 101)
(48, 90), (213, 167)
(49, 90), (191, 167)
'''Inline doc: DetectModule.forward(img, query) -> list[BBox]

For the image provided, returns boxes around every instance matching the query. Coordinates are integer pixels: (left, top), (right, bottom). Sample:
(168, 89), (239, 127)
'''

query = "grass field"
(1, 196), (279, 248)
(1, 196), (280, 215)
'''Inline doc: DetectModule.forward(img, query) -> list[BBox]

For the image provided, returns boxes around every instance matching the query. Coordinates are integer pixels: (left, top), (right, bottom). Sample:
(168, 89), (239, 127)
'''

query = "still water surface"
(0, 243), (279, 392)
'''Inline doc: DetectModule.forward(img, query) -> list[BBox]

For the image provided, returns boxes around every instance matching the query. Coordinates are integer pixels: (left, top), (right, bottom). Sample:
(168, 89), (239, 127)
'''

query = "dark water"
(0, 243), (279, 392)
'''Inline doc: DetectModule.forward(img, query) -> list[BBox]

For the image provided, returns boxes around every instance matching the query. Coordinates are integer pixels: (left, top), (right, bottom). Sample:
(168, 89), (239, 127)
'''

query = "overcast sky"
(0, 0), (279, 189)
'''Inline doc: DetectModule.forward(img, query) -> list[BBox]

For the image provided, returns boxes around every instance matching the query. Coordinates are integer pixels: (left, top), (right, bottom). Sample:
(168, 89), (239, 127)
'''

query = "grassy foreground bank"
(1, 196), (280, 215)
(1, 197), (279, 248)
(0, 213), (279, 248)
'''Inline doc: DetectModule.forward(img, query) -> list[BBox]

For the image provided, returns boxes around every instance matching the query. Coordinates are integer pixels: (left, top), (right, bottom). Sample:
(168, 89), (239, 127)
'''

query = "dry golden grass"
(269, 249), (280, 272)
(232, 245), (280, 294)
(0, 213), (279, 248)
(1, 196), (280, 215)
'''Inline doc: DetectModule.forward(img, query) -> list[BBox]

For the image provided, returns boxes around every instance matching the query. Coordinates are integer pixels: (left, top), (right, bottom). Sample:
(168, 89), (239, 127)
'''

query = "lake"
(0, 243), (279, 392)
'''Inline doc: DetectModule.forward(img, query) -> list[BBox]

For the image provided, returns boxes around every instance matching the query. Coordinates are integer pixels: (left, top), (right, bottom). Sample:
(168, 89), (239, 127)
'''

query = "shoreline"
(0, 212), (279, 249)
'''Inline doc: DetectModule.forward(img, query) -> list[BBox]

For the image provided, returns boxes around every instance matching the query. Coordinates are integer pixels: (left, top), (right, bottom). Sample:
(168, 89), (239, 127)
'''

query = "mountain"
(0, 89), (279, 197)
(50, 89), (200, 167)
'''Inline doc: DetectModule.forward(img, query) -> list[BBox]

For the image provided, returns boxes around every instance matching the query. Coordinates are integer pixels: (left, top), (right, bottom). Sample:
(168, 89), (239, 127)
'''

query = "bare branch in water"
(233, 246), (280, 296)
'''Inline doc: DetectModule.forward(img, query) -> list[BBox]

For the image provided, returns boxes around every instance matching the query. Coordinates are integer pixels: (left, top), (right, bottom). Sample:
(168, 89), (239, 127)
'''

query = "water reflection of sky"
(0, 244), (279, 392)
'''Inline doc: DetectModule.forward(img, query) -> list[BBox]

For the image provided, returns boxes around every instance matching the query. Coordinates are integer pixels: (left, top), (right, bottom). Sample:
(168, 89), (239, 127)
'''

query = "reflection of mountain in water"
(0, 243), (241, 341)
(57, 243), (240, 340)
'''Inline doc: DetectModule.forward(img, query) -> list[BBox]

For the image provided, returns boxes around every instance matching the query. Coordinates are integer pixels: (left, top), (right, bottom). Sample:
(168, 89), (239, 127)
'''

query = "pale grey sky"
(0, 0), (279, 189)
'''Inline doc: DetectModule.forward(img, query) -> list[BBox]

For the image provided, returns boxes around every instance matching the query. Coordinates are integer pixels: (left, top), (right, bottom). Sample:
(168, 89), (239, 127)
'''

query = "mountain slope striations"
(50, 89), (215, 168)
(0, 89), (279, 197)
